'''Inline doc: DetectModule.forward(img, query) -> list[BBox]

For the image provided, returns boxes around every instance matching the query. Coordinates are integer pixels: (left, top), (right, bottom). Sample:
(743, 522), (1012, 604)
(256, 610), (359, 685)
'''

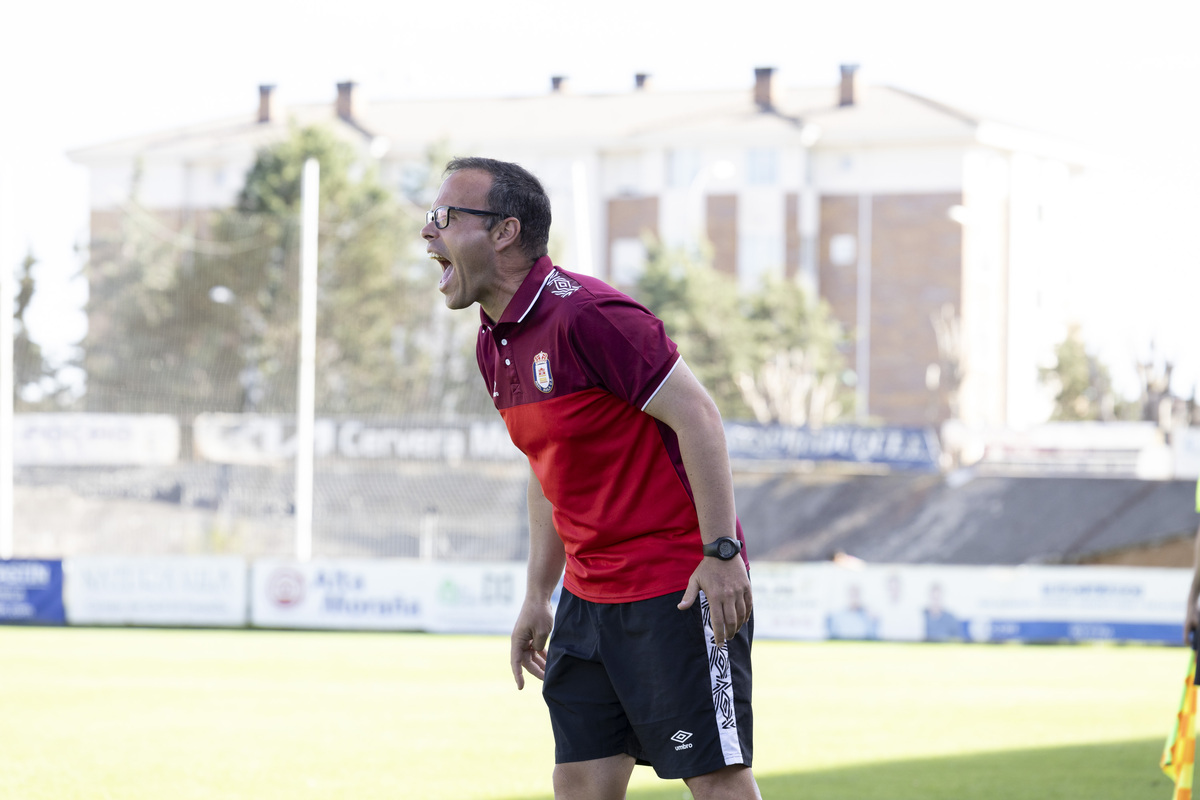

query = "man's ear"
(492, 217), (522, 253)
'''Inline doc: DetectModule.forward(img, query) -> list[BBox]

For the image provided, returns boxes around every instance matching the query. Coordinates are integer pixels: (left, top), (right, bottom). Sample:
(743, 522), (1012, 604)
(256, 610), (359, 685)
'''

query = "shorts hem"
(554, 747), (636, 765)
(651, 757), (751, 781)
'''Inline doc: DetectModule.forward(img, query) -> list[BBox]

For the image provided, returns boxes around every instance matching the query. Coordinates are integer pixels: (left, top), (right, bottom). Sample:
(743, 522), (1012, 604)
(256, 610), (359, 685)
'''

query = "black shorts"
(542, 587), (754, 780)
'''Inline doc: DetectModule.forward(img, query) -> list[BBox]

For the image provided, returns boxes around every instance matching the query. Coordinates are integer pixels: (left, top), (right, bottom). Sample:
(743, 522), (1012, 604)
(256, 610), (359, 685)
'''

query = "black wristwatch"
(702, 537), (743, 560)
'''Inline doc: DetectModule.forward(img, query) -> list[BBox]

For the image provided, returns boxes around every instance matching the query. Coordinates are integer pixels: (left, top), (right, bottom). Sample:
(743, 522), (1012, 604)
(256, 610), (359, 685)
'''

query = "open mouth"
(431, 253), (453, 289)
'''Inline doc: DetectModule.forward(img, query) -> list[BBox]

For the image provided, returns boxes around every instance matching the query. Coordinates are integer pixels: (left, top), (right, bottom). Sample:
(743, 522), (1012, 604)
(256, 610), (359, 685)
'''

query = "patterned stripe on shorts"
(699, 590), (745, 765)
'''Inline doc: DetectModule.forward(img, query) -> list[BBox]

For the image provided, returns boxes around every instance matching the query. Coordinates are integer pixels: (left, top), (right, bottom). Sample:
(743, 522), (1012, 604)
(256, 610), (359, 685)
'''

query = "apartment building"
(70, 66), (1084, 429)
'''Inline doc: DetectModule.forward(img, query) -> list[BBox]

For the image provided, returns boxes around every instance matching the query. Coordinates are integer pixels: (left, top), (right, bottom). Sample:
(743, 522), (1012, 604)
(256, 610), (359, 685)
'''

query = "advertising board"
(749, 562), (830, 640)
(0, 560), (65, 624)
(193, 414), (522, 465)
(251, 559), (433, 630)
(424, 562), (526, 634)
(796, 562), (1190, 644)
(250, 560), (525, 634)
(725, 423), (940, 471)
(15, 414), (179, 466)
(64, 556), (247, 627)
(1174, 427), (1200, 479)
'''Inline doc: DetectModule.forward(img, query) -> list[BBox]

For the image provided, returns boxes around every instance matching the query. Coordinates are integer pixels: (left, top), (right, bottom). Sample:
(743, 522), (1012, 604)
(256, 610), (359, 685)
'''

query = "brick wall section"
(605, 196), (659, 281)
(705, 194), (738, 277)
(870, 193), (963, 425)
(818, 194), (861, 358)
(819, 193), (963, 426)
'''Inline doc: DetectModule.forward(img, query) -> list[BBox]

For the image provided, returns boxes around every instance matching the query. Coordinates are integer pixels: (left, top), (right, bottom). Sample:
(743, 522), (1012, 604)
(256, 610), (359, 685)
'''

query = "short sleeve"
(570, 297), (679, 410)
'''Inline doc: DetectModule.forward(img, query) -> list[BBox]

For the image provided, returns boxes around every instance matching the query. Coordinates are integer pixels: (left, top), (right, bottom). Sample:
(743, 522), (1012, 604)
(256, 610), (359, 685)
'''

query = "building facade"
(70, 67), (1084, 430)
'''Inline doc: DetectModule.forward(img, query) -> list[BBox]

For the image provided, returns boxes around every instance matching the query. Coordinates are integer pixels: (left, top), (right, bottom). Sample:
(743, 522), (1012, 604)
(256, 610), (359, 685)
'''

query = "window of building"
(666, 149), (702, 189)
(746, 148), (778, 186)
(606, 153), (643, 196)
(610, 237), (647, 286)
(830, 234), (857, 267)
(739, 234), (781, 291)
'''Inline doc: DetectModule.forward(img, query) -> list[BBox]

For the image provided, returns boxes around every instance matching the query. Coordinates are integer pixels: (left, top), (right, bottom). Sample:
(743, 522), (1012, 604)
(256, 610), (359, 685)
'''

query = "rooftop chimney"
(550, 75), (570, 93)
(257, 84), (276, 124)
(839, 64), (860, 107)
(754, 67), (776, 111)
(336, 81), (359, 121)
(634, 72), (653, 91)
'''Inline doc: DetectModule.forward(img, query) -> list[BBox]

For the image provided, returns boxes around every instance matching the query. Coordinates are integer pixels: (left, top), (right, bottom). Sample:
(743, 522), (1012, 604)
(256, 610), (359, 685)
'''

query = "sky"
(2, 0), (1198, 404)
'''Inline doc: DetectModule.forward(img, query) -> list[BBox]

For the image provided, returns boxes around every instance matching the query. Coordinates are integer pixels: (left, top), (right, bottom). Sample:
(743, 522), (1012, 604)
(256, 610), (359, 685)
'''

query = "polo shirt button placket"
(500, 336), (520, 396)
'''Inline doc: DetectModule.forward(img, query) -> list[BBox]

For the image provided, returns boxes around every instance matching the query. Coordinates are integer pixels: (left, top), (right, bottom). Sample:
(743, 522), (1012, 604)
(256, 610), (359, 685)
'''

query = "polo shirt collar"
(480, 256), (557, 328)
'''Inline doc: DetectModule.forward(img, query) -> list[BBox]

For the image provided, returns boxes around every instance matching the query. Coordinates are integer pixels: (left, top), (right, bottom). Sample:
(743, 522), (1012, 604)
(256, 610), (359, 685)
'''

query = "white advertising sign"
(752, 562), (831, 640)
(64, 556), (247, 626)
(1173, 427), (1200, 479)
(794, 562), (1189, 644)
(964, 565), (1189, 642)
(251, 559), (433, 630)
(15, 414), (180, 466)
(424, 562), (527, 634)
(194, 414), (522, 465)
(52, 556), (1191, 645)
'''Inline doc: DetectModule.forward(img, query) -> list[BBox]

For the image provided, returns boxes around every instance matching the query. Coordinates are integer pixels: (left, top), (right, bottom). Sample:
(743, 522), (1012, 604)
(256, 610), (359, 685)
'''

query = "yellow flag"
(1163, 650), (1197, 799)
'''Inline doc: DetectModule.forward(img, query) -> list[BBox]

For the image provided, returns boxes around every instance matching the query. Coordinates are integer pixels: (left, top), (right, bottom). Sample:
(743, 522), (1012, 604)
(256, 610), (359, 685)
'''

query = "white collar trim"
(517, 269), (558, 324)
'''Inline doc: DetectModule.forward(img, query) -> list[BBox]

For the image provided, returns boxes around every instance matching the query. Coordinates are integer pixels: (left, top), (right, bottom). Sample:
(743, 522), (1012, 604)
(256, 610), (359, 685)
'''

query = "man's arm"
(643, 359), (752, 647)
(511, 464), (566, 689)
(1186, 522), (1200, 644)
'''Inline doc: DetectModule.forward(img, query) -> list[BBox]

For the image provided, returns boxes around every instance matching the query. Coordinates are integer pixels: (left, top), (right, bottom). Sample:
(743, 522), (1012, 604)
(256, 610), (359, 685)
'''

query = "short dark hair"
(444, 157), (551, 259)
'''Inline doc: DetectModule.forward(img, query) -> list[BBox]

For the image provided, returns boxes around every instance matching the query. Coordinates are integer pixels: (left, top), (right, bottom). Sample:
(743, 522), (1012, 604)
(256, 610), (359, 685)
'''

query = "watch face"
(719, 540), (737, 559)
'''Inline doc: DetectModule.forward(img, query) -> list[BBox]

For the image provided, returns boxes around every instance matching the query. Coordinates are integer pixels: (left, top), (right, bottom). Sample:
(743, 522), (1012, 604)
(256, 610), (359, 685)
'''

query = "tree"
(83, 127), (481, 418)
(1038, 323), (1133, 421)
(216, 124), (427, 415)
(633, 240), (851, 424)
(12, 252), (45, 400)
(84, 159), (254, 413)
(10, 252), (79, 411)
(633, 241), (754, 417)
(738, 275), (851, 427)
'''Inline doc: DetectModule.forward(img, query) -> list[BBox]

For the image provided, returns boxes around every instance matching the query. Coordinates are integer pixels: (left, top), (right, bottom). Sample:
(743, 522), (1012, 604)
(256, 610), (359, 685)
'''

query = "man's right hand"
(510, 600), (554, 690)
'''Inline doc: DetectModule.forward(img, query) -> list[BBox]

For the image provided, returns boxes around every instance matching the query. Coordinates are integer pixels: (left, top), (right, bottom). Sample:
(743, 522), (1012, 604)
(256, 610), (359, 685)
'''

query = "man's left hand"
(678, 554), (752, 646)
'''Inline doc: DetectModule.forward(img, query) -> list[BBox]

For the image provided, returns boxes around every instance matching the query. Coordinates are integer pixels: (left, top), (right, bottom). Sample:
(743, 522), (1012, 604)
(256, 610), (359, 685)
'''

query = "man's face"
(422, 169), (498, 312)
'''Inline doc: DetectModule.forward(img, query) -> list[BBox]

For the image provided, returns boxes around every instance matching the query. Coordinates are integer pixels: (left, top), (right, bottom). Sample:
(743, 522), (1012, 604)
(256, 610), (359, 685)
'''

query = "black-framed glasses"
(426, 205), (501, 229)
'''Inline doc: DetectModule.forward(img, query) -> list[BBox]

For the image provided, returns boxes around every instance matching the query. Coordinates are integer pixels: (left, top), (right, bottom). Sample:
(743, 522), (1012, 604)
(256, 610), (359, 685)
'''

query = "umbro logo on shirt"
(549, 276), (581, 298)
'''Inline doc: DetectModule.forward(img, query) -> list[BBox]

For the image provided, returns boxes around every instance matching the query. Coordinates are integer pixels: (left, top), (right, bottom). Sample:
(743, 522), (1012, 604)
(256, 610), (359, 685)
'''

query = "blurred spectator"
(826, 583), (878, 640)
(923, 582), (963, 642)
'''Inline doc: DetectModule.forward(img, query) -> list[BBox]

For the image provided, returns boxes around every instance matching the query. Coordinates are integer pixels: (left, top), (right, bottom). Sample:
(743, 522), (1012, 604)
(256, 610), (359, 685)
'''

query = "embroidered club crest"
(533, 351), (554, 393)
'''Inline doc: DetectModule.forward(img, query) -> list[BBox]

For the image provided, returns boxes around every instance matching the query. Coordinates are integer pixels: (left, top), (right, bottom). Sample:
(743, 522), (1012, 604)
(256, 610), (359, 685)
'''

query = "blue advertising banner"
(0, 560), (65, 625)
(979, 619), (1179, 644)
(724, 423), (941, 471)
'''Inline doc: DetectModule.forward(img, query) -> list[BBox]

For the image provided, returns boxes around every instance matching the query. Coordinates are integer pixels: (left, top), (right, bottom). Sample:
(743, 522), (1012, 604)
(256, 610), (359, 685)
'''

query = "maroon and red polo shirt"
(477, 256), (747, 603)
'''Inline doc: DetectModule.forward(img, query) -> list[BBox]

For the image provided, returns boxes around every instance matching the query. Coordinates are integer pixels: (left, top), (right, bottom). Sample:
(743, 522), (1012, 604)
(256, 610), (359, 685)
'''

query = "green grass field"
(0, 626), (1185, 799)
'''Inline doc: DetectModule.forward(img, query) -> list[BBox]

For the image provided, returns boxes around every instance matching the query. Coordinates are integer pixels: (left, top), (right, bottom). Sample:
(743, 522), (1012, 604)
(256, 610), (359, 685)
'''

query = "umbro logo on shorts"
(671, 730), (694, 750)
